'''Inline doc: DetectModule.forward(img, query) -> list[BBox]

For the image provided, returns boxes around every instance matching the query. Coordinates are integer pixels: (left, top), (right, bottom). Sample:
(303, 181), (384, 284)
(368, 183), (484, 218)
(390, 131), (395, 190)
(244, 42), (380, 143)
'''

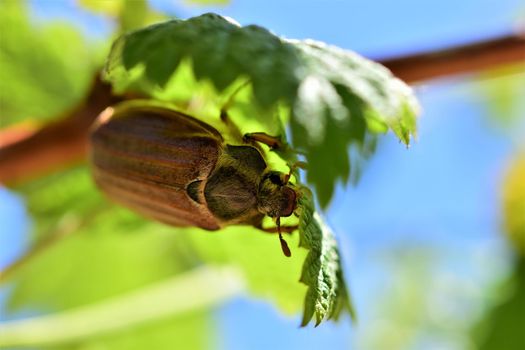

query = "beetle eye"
(278, 186), (297, 217)
(269, 173), (282, 185)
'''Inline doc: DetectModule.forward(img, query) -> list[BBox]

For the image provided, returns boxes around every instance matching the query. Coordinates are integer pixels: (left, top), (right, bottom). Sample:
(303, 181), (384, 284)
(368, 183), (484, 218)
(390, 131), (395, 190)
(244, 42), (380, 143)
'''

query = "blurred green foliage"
(8, 167), (213, 348)
(74, 312), (211, 350)
(355, 249), (477, 350)
(472, 153), (525, 349)
(502, 154), (525, 254)
(0, 0), (100, 126)
(475, 258), (525, 350)
(7, 0), (524, 348)
(478, 66), (525, 133)
(471, 66), (525, 348)
(79, 0), (165, 32)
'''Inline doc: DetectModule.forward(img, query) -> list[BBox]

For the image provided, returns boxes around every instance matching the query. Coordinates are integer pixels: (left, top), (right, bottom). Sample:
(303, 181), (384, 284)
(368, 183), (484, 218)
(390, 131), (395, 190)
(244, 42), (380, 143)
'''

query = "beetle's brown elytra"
(89, 104), (298, 256)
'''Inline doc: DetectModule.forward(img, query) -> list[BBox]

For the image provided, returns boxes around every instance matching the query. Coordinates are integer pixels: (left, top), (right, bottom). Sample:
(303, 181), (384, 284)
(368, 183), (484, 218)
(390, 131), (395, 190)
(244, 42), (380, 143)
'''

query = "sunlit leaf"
(106, 13), (301, 107)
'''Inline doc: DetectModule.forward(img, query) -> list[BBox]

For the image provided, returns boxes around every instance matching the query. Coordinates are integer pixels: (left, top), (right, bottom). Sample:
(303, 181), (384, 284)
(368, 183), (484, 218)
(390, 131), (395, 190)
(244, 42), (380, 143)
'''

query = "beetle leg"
(283, 161), (308, 184)
(220, 81), (251, 141)
(243, 135), (308, 183)
(243, 132), (283, 150)
(219, 109), (244, 142)
(222, 80), (250, 112)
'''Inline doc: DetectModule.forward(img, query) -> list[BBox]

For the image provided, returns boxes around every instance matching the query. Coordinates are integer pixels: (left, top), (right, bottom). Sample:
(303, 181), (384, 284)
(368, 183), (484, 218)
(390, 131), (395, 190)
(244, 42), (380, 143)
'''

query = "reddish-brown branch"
(0, 77), (122, 185)
(1, 33), (524, 185)
(380, 34), (525, 83)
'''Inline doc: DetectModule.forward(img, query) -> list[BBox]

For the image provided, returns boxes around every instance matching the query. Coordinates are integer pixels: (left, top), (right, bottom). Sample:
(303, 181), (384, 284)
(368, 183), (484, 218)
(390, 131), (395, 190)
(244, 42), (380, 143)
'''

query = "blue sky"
(157, 0), (524, 57)
(1, 0), (524, 349)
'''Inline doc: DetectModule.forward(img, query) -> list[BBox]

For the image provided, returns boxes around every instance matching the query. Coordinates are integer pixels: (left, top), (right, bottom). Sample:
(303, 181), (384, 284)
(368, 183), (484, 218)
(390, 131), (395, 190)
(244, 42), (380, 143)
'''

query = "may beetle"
(89, 103), (298, 256)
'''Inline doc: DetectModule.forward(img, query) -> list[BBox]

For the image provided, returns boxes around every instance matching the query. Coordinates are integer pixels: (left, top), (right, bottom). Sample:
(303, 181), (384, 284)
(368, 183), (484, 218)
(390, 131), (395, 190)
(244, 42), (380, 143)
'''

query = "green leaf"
(106, 13), (301, 109)
(296, 187), (355, 326)
(289, 40), (417, 204)
(104, 13), (419, 207)
(291, 88), (377, 207)
(290, 40), (419, 138)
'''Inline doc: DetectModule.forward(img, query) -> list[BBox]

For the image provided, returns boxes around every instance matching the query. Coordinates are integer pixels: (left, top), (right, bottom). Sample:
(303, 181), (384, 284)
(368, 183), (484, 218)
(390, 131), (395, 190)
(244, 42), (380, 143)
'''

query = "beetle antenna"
(283, 168), (292, 184)
(277, 217), (291, 257)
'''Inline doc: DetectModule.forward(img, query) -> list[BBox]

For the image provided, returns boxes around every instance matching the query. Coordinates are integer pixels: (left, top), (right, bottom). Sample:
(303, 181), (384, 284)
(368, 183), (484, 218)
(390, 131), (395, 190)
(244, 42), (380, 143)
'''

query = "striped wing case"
(89, 105), (223, 230)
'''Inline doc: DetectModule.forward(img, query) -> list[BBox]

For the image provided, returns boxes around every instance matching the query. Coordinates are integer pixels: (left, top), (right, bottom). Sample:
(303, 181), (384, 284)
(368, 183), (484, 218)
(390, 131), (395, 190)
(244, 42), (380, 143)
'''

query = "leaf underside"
(103, 13), (420, 326)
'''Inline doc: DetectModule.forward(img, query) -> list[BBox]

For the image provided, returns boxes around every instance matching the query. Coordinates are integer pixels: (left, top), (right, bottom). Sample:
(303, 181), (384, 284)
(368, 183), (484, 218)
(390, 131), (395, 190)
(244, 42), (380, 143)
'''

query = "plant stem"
(0, 266), (244, 348)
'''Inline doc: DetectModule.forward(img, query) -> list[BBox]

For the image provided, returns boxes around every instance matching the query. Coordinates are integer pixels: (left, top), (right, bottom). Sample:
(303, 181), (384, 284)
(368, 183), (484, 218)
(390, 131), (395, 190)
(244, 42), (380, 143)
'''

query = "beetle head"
(257, 171), (297, 218)
(257, 170), (297, 258)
